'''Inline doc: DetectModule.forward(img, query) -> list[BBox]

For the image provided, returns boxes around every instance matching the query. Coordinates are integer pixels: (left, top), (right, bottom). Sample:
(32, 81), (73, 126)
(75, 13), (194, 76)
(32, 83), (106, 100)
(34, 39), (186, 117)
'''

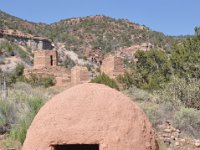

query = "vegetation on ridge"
(0, 10), (179, 56)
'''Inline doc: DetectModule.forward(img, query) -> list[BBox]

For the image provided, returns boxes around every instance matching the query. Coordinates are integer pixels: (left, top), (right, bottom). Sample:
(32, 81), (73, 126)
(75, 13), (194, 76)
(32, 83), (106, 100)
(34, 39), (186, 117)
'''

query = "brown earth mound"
(22, 83), (158, 150)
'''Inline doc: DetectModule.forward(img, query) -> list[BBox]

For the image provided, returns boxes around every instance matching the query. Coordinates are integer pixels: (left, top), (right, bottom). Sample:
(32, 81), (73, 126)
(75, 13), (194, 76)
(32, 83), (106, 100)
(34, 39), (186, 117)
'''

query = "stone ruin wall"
(113, 56), (125, 77)
(24, 66), (72, 87)
(24, 65), (90, 88)
(24, 50), (90, 87)
(71, 66), (90, 86)
(101, 56), (115, 78)
(33, 50), (57, 69)
(101, 55), (125, 78)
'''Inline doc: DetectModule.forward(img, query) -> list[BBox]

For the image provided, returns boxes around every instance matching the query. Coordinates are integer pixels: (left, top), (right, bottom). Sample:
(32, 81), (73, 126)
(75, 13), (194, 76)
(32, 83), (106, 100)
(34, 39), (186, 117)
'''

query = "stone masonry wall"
(71, 66), (90, 86)
(24, 66), (71, 87)
(101, 56), (115, 77)
(33, 50), (57, 69)
(101, 55), (125, 78)
(24, 49), (90, 87)
(113, 56), (125, 77)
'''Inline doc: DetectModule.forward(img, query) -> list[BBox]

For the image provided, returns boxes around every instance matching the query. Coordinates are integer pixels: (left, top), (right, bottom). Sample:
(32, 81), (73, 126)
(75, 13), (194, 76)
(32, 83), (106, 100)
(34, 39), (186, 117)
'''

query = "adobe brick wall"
(101, 55), (125, 78)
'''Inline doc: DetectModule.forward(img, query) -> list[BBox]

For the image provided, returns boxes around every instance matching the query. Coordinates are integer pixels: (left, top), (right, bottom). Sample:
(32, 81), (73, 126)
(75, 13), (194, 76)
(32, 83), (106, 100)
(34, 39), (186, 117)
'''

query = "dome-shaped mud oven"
(22, 83), (158, 150)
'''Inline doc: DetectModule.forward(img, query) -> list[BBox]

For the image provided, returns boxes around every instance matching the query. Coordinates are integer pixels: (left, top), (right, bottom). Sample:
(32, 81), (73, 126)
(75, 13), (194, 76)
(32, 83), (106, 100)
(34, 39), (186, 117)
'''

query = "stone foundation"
(24, 65), (90, 87)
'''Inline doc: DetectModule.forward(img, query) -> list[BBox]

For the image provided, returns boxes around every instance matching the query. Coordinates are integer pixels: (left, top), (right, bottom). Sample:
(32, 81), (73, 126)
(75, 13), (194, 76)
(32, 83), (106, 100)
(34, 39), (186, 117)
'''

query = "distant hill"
(0, 10), (182, 57)
(0, 10), (47, 35)
(49, 15), (174, 49)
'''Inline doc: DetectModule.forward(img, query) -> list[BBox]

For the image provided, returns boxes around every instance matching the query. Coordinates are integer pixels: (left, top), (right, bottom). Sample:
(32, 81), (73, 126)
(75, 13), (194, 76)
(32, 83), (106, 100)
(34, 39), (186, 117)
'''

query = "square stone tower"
(33, 50), (57, 69)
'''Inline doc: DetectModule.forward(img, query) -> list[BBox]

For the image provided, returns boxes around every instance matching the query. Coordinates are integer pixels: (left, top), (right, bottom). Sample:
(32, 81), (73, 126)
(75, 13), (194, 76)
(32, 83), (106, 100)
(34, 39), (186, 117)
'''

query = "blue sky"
(0, 0), (199, 36)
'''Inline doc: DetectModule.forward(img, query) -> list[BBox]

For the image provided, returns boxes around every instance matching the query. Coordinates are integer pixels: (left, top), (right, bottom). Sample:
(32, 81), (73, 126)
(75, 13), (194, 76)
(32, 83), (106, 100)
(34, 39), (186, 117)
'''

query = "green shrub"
(7, 115), (32, 145)
(0, 100), (15, 125)
(154, 77), (200, 109)
(124, 85), (154, 101)
(4, 64), (25, 86)
(117, 72), (135, 89)
(2, 85), (45, 147)
(27, 97), (44, 114)
(25, 74), (55, 88)
(15, 63), (24, 77)
(0, 82), (59, 148)
(61, 55), (75, 68)
(91, 73), (119, 90)
(138, 101), (176, 128)
(173, 107), (200, 138)
(7, 97), (44, 145)
(134, 49), (171, 90)
(86, 64), (93, 71)
(139, 102), (161, 127)
(18, 49), (28, 59)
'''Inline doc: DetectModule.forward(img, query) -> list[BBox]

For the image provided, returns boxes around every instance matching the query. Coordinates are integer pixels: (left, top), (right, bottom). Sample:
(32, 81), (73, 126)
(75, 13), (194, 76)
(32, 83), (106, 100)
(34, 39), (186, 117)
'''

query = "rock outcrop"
(0, 29), (54, 50)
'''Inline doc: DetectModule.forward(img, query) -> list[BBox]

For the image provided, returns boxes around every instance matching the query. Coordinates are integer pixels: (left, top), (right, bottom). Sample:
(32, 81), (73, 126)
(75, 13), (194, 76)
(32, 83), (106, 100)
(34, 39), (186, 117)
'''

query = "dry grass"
(0, 82), (61, 149)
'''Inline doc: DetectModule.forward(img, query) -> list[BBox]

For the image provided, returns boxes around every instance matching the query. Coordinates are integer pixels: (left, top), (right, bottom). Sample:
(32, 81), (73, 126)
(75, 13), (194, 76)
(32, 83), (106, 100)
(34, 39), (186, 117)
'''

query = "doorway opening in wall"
(50, 55), (53, 66)
(54, 144), (99, 150)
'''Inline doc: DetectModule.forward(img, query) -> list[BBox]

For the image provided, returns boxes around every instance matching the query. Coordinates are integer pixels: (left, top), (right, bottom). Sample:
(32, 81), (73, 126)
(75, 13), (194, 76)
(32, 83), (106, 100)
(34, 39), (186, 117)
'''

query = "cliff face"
(0, 29), (53, 50)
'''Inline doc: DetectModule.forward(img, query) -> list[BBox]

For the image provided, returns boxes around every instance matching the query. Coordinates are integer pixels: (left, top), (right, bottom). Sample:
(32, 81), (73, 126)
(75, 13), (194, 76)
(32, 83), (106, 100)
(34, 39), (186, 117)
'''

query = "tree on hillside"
(134, 49), (171, 90)
(171, 31), (200, 79)
(194, 26), (200, 36)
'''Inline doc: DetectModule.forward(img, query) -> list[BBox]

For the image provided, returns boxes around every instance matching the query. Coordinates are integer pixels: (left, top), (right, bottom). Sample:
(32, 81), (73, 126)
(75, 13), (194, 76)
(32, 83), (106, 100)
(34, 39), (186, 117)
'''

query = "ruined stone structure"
(101, 55), (125, 78)
(33, 50), (57, 69)
(24, 65), (71, 87)
(24, 49), (90, 87)
(0, 29), (54, 50)
(22, 83), (158, 150)
(71, 66), (90, 86)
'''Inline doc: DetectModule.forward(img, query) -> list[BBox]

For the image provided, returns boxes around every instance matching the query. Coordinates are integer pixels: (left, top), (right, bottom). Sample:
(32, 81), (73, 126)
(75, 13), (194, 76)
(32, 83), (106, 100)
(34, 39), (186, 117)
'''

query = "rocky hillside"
(49, 16), (177, 54)
(0, 10), (180, 57)
(0, 10), (47, 36)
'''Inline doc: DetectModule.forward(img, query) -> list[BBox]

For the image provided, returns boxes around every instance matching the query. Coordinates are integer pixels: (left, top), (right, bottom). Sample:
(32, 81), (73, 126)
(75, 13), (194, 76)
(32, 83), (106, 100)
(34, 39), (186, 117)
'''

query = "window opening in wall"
(50, 55), (53, 66)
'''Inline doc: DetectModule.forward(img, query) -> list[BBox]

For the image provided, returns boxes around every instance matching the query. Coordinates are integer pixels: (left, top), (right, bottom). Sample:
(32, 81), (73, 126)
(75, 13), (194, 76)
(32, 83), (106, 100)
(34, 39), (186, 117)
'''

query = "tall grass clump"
(0, 82), (60, 149)
(4, 97), (43, 147)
